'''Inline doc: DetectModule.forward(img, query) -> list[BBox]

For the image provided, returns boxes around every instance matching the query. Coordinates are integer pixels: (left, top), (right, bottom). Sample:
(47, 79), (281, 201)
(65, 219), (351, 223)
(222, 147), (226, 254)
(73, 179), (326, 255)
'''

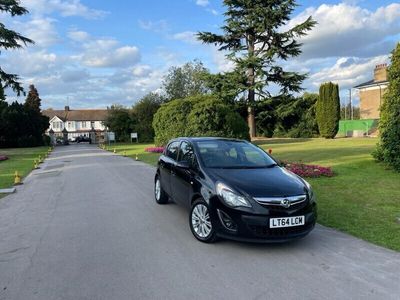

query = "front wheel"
(189, 199), (217, 243)
(154, 175), (168, 204)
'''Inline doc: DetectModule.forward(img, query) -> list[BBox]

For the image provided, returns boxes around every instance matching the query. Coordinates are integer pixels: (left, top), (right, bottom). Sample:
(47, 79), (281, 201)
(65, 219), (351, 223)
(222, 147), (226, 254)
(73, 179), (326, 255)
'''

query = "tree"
(24, 84), (41, 112)
(0, 82), (6, 101)
(373, 43), (400, 171)
(198, 0), (315, 138)
(104, 105), (135, 142)
(162, 60), (210, 101)
(153, 95), (249, 146)
(132, 92), (164, 142)
(316, 82), (340, 139)
(0, 1), (34, 95)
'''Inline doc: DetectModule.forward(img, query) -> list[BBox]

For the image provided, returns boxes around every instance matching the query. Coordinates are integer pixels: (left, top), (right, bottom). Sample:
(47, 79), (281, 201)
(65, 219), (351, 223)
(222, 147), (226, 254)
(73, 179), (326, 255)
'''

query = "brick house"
(42, 106), (108, 141)
(354, 64), (388, 119)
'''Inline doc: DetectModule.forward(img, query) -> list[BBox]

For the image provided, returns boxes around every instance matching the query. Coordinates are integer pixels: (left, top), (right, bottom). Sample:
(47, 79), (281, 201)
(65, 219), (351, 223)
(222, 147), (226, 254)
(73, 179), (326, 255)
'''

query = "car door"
(159, 141), (180, 196)
(171, 141), (197, 208)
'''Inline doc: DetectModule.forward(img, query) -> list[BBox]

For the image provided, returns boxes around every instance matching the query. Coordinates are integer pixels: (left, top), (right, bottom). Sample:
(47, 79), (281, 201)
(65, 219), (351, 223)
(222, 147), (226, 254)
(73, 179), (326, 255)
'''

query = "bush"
(373, 43), (400, 171)
(153, 95), (249, 145)
(186, 97), (249, 140)
(316, 82), (340, 138)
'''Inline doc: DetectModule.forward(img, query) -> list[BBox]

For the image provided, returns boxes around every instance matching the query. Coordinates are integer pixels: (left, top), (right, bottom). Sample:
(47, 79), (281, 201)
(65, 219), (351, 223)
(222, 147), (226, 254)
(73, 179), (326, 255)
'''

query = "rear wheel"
(154, 175), (168, 204)
(189, 199), (217, 243)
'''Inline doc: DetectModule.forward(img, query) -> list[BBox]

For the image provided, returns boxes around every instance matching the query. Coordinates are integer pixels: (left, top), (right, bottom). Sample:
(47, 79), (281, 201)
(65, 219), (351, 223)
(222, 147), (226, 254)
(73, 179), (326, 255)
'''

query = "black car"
(154, 137), (317, 243)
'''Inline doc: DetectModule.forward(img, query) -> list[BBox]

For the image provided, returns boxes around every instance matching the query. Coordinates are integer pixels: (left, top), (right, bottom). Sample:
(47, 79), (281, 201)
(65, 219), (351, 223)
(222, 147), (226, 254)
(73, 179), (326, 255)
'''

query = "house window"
(82, 121), (87, 128)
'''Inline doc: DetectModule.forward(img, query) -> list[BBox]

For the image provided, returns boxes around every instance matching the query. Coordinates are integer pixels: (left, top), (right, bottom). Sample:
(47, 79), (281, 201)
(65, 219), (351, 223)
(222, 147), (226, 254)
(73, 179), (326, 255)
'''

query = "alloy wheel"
(191, 204), (212, 238)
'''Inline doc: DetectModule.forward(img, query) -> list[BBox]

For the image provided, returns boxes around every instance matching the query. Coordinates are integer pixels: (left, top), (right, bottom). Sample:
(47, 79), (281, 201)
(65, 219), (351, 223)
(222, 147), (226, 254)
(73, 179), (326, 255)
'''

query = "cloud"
(68, 30), (90, 42)
(286, 3), (400, 59)
(138, 19), (168, 33)
(12, 17), (59, 48)
(80, 39), (141, 68)
(171, 31), (200, 45)
(60, 69), (90, 82)
(22, 0), (107, 19)
(212, 48), (235, 73)
(1, 49), (58, 77)
(307, 55), (389, 90)
(196, 0), (209, 7)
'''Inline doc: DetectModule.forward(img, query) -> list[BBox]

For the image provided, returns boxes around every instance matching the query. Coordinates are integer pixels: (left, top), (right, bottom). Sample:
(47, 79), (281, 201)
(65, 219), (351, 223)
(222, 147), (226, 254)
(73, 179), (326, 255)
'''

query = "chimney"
(65, 106), (70, 111)
(374, 63), (388, 82)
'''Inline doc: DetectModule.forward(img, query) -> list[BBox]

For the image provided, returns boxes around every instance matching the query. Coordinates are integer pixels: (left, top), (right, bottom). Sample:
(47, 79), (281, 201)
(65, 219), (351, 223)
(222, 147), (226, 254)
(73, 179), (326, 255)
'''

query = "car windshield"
(195, 140), (277, 168)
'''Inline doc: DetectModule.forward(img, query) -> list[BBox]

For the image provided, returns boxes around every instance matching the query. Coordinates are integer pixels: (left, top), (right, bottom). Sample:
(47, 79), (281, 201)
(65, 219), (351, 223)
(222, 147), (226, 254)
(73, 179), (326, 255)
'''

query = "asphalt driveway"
(0, 144), (399, 300)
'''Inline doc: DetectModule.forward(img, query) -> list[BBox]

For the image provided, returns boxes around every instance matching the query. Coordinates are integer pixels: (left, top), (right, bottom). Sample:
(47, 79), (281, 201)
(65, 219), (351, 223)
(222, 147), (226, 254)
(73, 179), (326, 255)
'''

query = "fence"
(337, 119), (378, 137)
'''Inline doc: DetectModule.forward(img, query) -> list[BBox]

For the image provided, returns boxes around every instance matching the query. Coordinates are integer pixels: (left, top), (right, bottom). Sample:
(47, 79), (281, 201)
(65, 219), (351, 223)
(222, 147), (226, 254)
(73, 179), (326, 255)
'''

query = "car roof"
(169, 137), (247, 144)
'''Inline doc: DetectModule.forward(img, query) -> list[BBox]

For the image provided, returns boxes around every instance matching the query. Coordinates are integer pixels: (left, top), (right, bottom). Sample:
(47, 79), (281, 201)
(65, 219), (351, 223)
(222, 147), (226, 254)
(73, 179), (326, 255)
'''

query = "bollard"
(38, 155), (43, 163)
(113, 148), (116, 154)
(34, 160), (39, 169)
(135, 154), (139, 161)
(123, 150), (126, 157)
(14, 171), (22, 185)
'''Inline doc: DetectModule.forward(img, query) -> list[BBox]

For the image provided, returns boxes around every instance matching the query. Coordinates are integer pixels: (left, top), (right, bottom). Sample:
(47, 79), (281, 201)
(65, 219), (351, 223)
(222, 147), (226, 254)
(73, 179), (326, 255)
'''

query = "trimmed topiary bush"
(316, 82), (340, 138)
(373, 43), (400, 171)
(153, 95), (249, 145)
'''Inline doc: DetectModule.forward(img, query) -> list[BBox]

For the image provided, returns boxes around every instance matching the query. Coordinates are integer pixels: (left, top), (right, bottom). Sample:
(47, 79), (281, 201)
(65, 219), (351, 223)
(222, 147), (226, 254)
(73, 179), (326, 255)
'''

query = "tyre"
(154, 175), (168, 204)
(189, 199), (217, 243)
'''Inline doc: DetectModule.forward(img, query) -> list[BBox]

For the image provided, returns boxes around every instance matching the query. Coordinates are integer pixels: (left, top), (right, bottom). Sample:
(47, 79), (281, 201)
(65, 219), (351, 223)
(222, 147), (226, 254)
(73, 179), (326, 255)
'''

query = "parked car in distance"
(76, 135), (91, 143)
(154, 137), (317, 243)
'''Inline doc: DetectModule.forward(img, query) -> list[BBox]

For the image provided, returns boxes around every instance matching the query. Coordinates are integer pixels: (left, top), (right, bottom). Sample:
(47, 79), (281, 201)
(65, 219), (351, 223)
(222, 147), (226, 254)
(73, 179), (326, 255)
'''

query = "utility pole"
(349, 89), (353, 120)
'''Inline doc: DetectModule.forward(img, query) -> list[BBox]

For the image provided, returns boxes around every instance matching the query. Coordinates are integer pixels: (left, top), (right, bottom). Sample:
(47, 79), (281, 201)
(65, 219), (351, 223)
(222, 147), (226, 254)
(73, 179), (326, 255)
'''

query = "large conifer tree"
(0, 0), (34, 95)
(197, 0), (315, 138)
(24, 84), (42, 112)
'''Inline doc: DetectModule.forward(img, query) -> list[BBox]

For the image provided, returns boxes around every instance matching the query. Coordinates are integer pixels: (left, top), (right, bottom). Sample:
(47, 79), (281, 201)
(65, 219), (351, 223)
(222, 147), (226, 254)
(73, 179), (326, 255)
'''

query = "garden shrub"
(153, 95), (249, 145)
(373, 43), (400, 171)
(316, 82), (340, 138)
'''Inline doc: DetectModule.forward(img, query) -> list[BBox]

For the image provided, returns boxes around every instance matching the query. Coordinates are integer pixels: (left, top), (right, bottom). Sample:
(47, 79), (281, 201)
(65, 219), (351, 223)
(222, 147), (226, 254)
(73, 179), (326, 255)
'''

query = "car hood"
(208, 167), (306, 198)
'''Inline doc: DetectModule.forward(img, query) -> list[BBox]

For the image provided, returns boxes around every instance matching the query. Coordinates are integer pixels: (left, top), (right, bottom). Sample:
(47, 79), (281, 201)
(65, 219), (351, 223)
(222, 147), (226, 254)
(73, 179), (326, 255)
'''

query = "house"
(354, 64), (389, 119)
(42, 106), (109, 141)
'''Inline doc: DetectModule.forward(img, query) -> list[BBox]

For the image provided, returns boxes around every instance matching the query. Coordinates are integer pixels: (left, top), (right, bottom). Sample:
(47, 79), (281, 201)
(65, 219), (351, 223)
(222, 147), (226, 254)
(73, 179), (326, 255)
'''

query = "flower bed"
(0, 155), (8, 162)
(282, 161), (334, 178)
(144, 147), (164, 153)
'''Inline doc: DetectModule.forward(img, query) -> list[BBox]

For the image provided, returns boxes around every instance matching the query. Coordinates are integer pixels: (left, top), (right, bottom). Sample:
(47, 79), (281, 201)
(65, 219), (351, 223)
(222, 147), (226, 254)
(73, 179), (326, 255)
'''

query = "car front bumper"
(211, 201), (317, 243)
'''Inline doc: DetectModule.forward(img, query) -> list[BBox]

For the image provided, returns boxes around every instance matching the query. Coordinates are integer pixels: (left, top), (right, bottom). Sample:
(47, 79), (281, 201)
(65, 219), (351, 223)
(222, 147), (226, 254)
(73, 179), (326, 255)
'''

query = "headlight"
(304, 180), (316, 203)
(216, 182), (251, 208)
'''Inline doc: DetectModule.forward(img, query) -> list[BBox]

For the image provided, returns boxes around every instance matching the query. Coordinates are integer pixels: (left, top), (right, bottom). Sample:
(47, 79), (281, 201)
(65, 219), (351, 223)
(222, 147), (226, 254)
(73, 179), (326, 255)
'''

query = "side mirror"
(176, 161), (190, 169)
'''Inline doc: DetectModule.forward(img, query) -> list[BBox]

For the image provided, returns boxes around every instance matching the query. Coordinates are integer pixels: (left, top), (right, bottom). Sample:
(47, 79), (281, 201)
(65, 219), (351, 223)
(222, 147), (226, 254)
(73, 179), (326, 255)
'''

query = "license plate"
(269, 216), (305, 228)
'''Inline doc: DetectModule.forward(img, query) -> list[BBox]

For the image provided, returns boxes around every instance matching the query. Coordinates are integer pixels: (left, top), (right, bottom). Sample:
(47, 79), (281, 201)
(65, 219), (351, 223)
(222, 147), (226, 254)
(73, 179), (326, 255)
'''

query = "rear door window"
(166, 141), (180, 161)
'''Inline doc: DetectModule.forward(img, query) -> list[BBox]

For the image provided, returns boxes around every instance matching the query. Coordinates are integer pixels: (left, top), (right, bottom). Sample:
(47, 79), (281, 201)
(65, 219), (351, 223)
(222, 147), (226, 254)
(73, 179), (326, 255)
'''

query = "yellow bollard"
(135, 154), (139, 161)
(113, 148), (116, 154)
(14, 171), (22, 185)
(123, 150), (126, 157)
(38, 155), (43, 163)
(34, 160), (39, 169)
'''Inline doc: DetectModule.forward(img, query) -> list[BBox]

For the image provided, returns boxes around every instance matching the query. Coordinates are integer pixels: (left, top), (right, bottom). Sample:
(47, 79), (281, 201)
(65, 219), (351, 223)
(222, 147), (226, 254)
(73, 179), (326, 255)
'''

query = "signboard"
(131, 132), (138, 143)
(108, 132), (115, 141)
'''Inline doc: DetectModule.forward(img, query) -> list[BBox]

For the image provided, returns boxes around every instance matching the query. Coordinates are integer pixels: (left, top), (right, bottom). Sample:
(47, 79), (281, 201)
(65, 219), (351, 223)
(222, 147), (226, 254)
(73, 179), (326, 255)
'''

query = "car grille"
(254, 195), (308, 211)
(248, 223), (313, 238)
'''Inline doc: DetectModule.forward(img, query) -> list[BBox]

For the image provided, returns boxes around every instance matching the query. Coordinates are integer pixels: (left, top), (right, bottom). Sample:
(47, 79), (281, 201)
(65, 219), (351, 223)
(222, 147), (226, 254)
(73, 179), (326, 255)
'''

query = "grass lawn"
(0, 146), (49, 190)
(109, 139), (400, 251)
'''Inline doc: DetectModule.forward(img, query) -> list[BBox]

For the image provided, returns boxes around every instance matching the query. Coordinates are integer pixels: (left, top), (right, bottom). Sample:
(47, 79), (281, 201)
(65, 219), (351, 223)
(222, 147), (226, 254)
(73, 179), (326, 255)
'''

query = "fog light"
(217, 209), (237, 231)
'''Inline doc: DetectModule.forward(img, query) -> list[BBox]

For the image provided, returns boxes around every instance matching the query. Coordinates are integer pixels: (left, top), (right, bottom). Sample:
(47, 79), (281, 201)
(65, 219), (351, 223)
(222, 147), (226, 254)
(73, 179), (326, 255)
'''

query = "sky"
(1, 0), (399, 109)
